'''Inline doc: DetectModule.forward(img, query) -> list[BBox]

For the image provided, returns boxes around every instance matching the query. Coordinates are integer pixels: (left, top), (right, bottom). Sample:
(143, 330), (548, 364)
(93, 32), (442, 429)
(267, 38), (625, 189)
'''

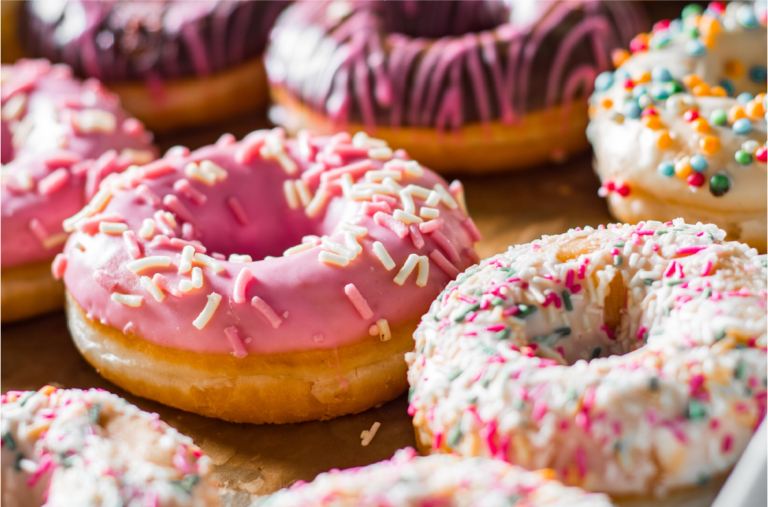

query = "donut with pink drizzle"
(58, 128), (479, 424)
(1, 59), (155, 323)
(407, 219), (766, 498)
(265, 0), (648, 173)
(1, 386), (219, 506)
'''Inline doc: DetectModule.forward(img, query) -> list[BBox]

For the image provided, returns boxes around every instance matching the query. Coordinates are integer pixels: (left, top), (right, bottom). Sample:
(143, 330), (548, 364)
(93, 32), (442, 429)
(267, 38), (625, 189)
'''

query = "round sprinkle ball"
(638, 95), (653, 109)
(709, 173), (730, 196)
(652, 66), (673, 83)
(742, 140), (759, 154)
(687, 172), (705, 187)
(755, 147), (767, 163)
(633, 85), (648, 98)
(690, 155), (708, 172)
(651, 84), (670, 100)
(734, 150), (752, 165)
(682, 3), (703, 18)
(685, 39), (706, 57)
(664, 81), (684, 95)
(594, 71), (614, 92)
(622, 100), (642, 119)
(732, 118), (752, 135)
(750, 66), (767, 83)
(700, 136), (721, 154)
(657, 161), (675, 177)
(737, 92), (754, 104)
(737, 5), (759, 28)
(683, 109), (699, 122)
(719, 79), (735, 96)
(710, 109), (728, 126)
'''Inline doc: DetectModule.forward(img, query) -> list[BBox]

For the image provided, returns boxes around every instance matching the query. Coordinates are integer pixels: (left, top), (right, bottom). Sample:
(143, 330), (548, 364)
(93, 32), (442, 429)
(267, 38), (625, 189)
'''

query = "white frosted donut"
(255, 447), (614, 507)
(1, 387), (219, 507)
(407, 219), (767, 498)
(587, 2), (767, 251)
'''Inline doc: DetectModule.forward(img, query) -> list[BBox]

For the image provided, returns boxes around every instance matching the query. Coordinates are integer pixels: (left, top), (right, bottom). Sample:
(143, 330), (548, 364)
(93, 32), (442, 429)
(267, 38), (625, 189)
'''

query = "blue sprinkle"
(750, 66), (767, 83)
(594, 71), (614, 92)
(733, 118), (752, 135)
(737, 92), (754, 104)
(719, 79), (735, 96)
(614, 68), (631, 82)
(690, 155), (708, 172)
(657, 161), (675, 177)
(632, 85), (648, 98)
(685, 39), (706, 57)
(651, 33), (673, 50)
(651, 84), (670, 100)
(652, 66), (673, 83)
(737, 5), (759, 28)
(622, 100), (642, 119)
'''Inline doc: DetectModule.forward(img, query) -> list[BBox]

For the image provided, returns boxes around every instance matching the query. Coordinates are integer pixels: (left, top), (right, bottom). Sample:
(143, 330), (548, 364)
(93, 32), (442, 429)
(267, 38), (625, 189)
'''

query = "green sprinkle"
(495, 327), (511, 340)
(172, 474), (200, 495)
(513, 398), (525, 410)
(702, 288), (712, 300)
(734, 362), (746, 380)
(644, 278), (654, 286)
(735, 150), (753, 165)
(562, 291), (572, 311)
(2, 432), (16, 451)
(657, 230), (669, 235)
(590, 347), (602, 359)
(14, 453), (24, 471)
(533, 334), (558, 347)
(614, 255), (623, 266)
(448, 423), (463, 447)
(18, 392), (34, 407)
(696, 474), (710, 486)
(565, 388), (577, 401)
(554, 326), (572, 336)
(491, 297), (505, 306)
(89, 404), (101, 424)
(61, 455), (74, 468)
(666, 279), (685, 286)
(454, 303), (480, 322)
(613, 241), (625, 247)
(686, 399), (707, 420)
(710, 108), (727, 126)
(408, 386), (415, 402)
(448, 370), (462, 381)
(517, 304), (537, 318)
(682, 3), (703, 18)
(499, 267), (516, 275)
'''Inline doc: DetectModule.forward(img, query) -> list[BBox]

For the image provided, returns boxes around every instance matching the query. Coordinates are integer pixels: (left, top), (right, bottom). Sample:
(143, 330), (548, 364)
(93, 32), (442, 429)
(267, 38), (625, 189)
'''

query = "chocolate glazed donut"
(266, 0), (649, 173)
(19, 1), (288, 132)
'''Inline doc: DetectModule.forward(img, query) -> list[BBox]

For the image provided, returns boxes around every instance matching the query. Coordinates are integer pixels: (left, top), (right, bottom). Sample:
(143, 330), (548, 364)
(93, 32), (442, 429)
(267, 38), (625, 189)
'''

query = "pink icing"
(1, 59), (156, 269)
(62, 130), (477, 356)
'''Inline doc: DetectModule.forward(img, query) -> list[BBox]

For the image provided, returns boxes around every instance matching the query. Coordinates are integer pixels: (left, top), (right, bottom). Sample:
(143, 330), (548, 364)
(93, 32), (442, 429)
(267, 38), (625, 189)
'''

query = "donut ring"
(266, 0), (647, 173)
(406, 219), (767, 497)
(256, 447), (614, 507)
(588, 1), (767, 251)
(1, 59), (156, 323)
(1, 387), (218, 506)
(59, 129), (479, 424)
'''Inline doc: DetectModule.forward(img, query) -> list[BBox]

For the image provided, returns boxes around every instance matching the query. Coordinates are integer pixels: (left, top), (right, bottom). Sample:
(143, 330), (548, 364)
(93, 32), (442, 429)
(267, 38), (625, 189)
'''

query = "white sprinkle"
(179, 245), (195, 274)
(14, 169), (33, 191)
(229, 254), (253, 263)
(199, 159), (227, 181)
(184, 162), (215, 185)
(416, 256), (429, 287)
(394, 253), (419, 285)
(393, 209), (423, 224)
(140, 276), (165, 302)
(99, 222), (128, 235)
(163, 211), (177, 228)
(361, 421), (381, 446)
(420, 207), (440, 219)
(284, 242), (314, 256)
(111, 293), (143, 307)
(352, 131), (387, 148)
(366, 170), (401, 182)
(344, 232), (363, 255)
(294, 179), (312, 207)
(192, 292), (222, 329)
(340, 173), (354, 199)
(433, 183), (458, 209)
(126, 256), (172, 273)
(74, 109), (116, 134)
(340, 221), (368, 237)
(404, 160), (423, 177)
(404, 184), (431, 199)
(180, 267), (204, 292)
(322, 237), (356, 260)
(305, 187), (329, 218)
(283, 180), (299, 210)
(368, 147), (393, 160)
(399, 189), (415, 214)
(139, 218), (155, 239)
(425, 190), (441, 207)
(372, 242), (395, 271)
(381, 177), (402, 193)
(194, 253), (224, 273)
(377, 318), (391, 341)
(319, 251), (349, 266)
(42, 232), (69, 250)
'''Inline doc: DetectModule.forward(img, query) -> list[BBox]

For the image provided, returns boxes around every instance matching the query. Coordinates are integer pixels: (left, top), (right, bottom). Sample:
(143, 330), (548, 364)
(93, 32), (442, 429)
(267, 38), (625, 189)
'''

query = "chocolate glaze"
(266, 0), (649, 130)
(19, 1), (288, 82)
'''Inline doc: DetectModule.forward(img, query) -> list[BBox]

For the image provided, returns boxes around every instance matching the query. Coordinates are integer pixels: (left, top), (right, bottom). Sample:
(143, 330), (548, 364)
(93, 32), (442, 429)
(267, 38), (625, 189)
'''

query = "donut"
(406, 219), (767, 498)
(1, 386), (219, 506)
(587, 1), (767, 252)
(265, 0), (648, 173)
(18, 1), (287, 132)
(255, 447), (615, 507)
(1, 59), (156, 323)
(57, 128), (479, 424)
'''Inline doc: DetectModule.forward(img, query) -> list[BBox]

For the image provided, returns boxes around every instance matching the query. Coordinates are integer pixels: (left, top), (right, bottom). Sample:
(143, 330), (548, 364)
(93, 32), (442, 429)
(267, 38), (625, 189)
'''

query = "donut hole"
(375, 1), (510, 38)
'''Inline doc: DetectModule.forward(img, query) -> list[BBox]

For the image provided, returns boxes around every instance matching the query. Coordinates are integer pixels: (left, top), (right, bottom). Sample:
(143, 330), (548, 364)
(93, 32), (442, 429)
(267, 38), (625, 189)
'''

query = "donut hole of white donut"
(407, 220), (767, 497)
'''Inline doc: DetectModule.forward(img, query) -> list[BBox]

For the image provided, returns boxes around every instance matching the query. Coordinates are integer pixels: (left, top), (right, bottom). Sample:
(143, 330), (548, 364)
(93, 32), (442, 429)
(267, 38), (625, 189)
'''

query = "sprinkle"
(284, 243), (313, 256)
(429, 250), (459, 278)
(227, 197), (249, 225)
(184, 162), (216, 186)
(139, 218), (155, 239)
(229, 254), (252, 263)
(123, 230), (142, 259)
(431, 230), (460, 263)
(463, 218), (482, 242)
(409, 224), (425, 249)
(433, 183), (458, 209)
(192, 292), (222, 329)
(319, 251), (350, 266)
(372, 242), (396, 270)
(233, 268), (254, 304)
(403, 161), (423, 177)
(51, 254), (67, 280)
(140, 276), (165, 302)
(419, 207), (440, 219)
(173, 179), (207, 205)
(345, 232), (363, 255)
(419, 218), (444, 234)
(295, 179), (312, 207)
(367, 170), (401, 182)
(323, 237), (357, 260)
(416, 256), (429, 287)
(111, 293), (143, 307)
(179, 267), (204, 292)
(283, 180), (299, 210)
(224, 326), (248, 358)
(394, 254), (420, 285)
(345, 283), (374, 319)
(251, 296), (282, 328)
(425, 190), (441, 207)
(72, 109), (116, 134)
(368, 147), (393, 160)
(361, 421), (381, 446)
(399, 189), (416, 214)
(126, 256), (172, 273)
(377, 318), (391, 341)
(199, 160), (227, 181)
(305, 187), (329, 218)
(393, 209), (423, 224)
(234, 132), (266, 164)
(340, 222), (368, 237)
(179, 245), (195, 273)
(37, 168), (69, 195)
(99, 222), (128, 235)
(193, 253), (225, 273)
(152, 274), (181, 298)
(374, 212), (410, 238)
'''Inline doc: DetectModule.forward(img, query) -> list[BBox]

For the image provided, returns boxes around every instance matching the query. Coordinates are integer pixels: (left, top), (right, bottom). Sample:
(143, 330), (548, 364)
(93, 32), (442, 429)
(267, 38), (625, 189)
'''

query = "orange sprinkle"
(642, 116), (664, 130)
(692, 118), (710, 133)
(700, 136), (721, 155)
(612, 49), (630, 68)
(729, 105), (747, 123)
(39, 385), (56, 395)
(601, 98), (614, 109)
(635, 71), (652, 84)
(698, 15), (721, 35)
(675, 157), (693, 178)
(701, 34), (717, 48)
(746, 101), (765, 118)
(683, 74), (702, 88)
(724, 61), (745, 79)
(656, 130), (673, 149)
(535, 468), (558, 481)
(755, 93), (765, 104)
(710, 86), (728, 97)
(692, 83), (711, 96)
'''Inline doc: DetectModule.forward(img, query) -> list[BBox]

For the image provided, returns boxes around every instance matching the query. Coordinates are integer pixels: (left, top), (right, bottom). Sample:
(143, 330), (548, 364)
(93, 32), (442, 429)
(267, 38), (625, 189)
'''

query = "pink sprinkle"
(251, 296), (283, 328)
(578, 263), (587, 280)
(143, 491), (159, 507)
(163, 195), (197, 226)
(43, 150), (82, 169)
(700, 261), (713, 277)
(300, 163), (327, 186)
(486, 324), (505, 332)
(28, 218), (49, 242)
(363, 201), (391, 216)
(429, 249), (459, 278)
(677, 245), (706, 256)
(140, 160), (175, 180)
(320, 159), (373, 183)
(233, 268), (254, 304)
(122, 230), (142, 259)
(570, 284), (582, 294)
(419, 217), (444, 234)
(172, 447), (194, 474)
(575, 447), (588, 478)
(652, 244), (659, 251)
(38, 168), (70, 195)
(78, 212), (124, 235)
(600, 324), (615, 340)
(430, 230), (460, 263)
(634, 230), (654, 236)
(462, 217), (482, 242)
(224, 326), (248, 358)
(531, 244), (540, 251)
(480, 299), (490, 310)
(611, 248), (620, 256)
(575, 411), (591, 432)
(27, 453), (53, 487)
(664, 261), (678, 278)
(227, 196), (249, 225)
(689, 374), (705, 394)
(212, 252), (226, 260)
(372, 194), (398, 207)
(409, 224), (425, 249)
(709, 418), (720, 430)
(234, 134), (266, 164)
(122, 118), (145, 137)
(169, 238), (206, 253)
(637, 326), (647, 340)
(721, 434), (734, 453)
(531, 399), (548, 422)
(51, 253), (67, 280)
(136, 184), (161, 206)
(458, 294), (476, 304)
(480, 420), (498, 456)
(374, 212), (409, 239)
(173, 179), (207, 205)
(502, 306), (520, 317)
(344, 283), (373, 320)
(154, 210), (176, 237)
(582, 387), (596, 411)
(152, 274), (181, 298)
(565, 269), (574, 287)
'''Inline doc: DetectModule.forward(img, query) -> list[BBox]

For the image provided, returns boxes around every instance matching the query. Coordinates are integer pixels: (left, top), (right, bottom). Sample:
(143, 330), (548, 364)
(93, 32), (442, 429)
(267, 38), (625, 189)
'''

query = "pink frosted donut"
(1, 59), (156, 323)
(58, 128), (479, 423)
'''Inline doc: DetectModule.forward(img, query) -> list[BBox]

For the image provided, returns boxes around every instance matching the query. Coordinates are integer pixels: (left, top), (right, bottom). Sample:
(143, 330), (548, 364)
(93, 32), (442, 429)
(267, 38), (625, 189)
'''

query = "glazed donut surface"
(407, 219), (766, 497)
